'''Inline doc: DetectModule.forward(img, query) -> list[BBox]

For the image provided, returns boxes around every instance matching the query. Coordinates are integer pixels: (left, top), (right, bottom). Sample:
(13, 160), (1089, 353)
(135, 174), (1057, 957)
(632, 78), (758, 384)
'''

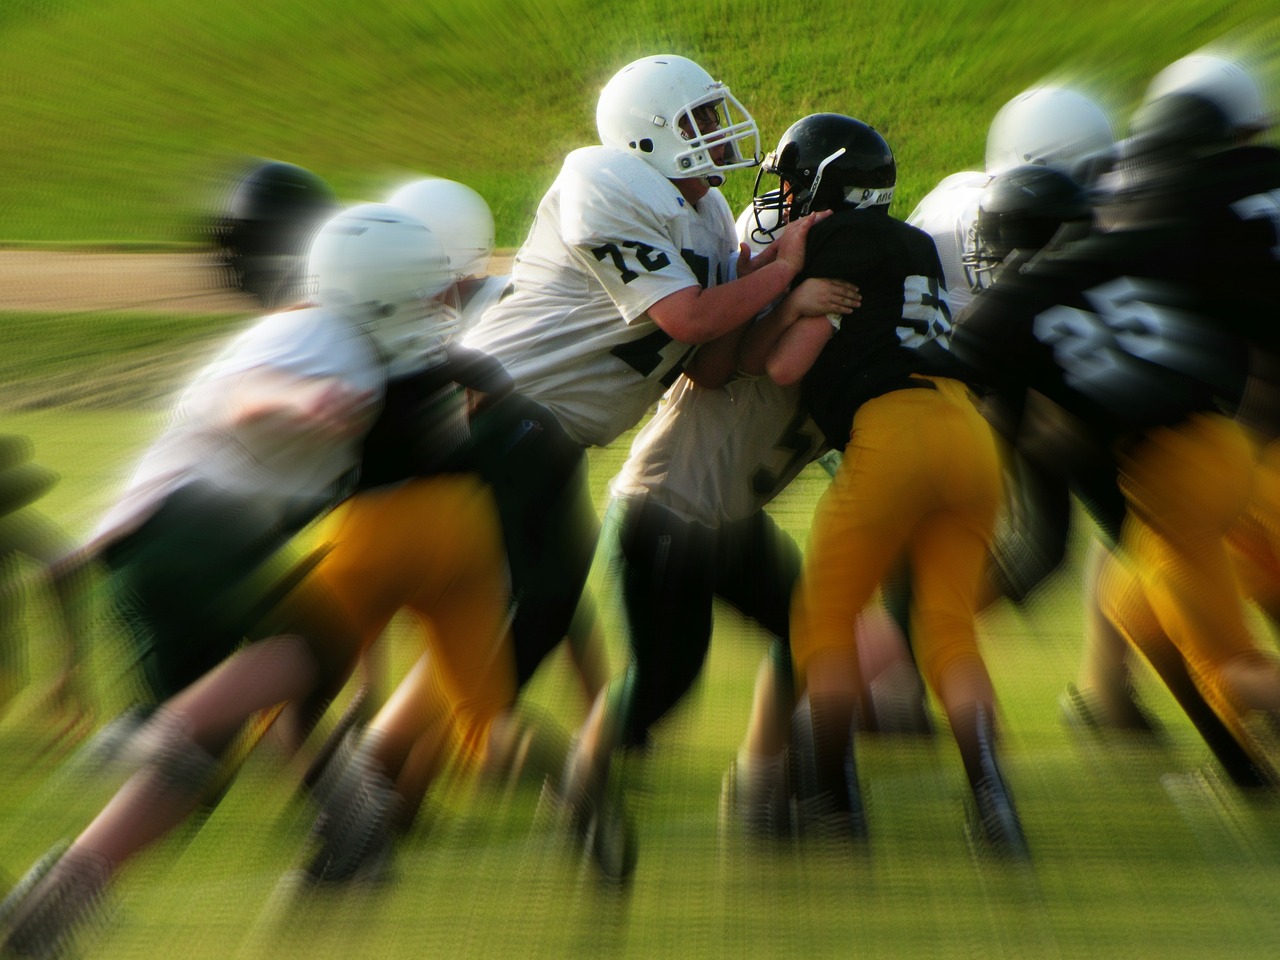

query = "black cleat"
(1, 843), (110, 960)
(967, 775), (1031, 861)
(558, 743), (636, 884)
(790, 696), (868, 842)
(965, 707), (1030, 862)
(302, 736), (399, 886)
(1059, 683), (1162, 737)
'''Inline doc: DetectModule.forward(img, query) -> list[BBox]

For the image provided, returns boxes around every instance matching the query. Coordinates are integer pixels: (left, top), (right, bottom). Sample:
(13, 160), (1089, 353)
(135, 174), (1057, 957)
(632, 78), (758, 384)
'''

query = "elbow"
(765, 356), (803, 388)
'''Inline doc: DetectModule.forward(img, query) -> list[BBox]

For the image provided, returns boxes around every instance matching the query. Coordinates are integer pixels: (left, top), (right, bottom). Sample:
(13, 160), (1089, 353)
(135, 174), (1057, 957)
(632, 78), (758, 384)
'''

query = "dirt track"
(0, 250), (517, 313)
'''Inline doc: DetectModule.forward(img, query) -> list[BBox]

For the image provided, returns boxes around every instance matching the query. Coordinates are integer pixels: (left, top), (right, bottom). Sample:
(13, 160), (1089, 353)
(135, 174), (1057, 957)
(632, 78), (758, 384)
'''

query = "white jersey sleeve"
(94, 307), (384, 543)
(610, 371), (828, 526)
(906, 170), (989, 316)
(463, 146), (739, 448)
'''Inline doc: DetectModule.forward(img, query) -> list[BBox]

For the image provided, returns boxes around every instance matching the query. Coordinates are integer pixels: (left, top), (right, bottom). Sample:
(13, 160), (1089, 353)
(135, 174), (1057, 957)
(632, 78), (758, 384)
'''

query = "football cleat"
(966, 774), (1032, 862)
(301, 735), (400, 886)
(1058, 682), (1163, 737)
(718, 753), (792, 840)
(557, 741), (637, 884)
(0, 842), (109, 960)
(790, 696), (868, 842)
(964, 707), (1030, 862)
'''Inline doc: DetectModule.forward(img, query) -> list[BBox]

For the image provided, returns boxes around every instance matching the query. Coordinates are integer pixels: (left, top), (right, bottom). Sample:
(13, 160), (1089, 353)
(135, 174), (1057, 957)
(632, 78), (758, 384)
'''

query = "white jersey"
(463, 146), (739, 447)
(610, 372), (828, 526)
(905, 170), (989, 316)
(95, 306), (384, 542)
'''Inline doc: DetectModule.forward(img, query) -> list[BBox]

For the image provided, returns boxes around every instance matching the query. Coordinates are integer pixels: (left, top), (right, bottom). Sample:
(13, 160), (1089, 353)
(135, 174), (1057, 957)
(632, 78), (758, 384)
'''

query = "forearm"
(738, 300), (798, 376)
(683, 328), (743, 388)
(649, 260), (798, 345)
(765, 315), (834, 387)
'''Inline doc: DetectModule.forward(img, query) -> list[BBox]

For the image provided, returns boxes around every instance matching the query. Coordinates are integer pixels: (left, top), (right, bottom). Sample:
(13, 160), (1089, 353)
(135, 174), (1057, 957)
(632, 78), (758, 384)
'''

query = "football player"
(0, 436), (94, 743)
(1068, 49), (1280, 740)
(951, 72), (1280, 792)
(902, 85), (1170, 735)
(0, 203), (465, 958)
(909, 84), (1115, 316)
(386, 176), (610, 706)
(454, 53), (831, 880)
(744, 113), (1027, 856)
(210, 159), (340, 309)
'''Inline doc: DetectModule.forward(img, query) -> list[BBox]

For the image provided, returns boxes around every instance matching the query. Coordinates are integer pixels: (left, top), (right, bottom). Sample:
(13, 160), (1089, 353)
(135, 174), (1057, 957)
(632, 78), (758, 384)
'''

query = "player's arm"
(682, 328), (742, 388)
(765, 314), (836, 387)
(740, 278), (861, 377)
(225, 366), (376, 440)
(646, 211), (830, 345)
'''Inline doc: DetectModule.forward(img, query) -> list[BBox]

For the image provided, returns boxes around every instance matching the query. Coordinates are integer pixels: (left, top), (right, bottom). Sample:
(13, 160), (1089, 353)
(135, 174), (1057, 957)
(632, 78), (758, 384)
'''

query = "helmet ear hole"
(639, 139), (653, 153)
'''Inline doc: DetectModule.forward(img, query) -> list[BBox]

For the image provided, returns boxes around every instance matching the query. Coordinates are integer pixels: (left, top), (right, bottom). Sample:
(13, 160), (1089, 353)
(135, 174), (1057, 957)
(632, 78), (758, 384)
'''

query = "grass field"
(5, 0), (1280, 957)
(5, 366), (1280, 959)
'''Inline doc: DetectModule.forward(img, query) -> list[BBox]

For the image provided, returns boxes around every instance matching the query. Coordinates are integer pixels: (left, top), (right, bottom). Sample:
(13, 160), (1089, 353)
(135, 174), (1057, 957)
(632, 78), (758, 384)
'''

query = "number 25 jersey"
(462, 145), (739, 448)
(952, 146), (1280, 441)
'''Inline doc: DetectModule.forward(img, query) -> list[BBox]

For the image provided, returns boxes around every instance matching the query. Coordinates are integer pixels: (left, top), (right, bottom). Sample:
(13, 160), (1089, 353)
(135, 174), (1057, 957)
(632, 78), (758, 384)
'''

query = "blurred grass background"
(0, 0), (1276, 246)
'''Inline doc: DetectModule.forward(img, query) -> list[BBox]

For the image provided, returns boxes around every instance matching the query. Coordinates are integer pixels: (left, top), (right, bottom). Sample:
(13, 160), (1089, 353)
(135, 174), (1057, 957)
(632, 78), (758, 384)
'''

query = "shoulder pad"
(559, 146), (685, 245)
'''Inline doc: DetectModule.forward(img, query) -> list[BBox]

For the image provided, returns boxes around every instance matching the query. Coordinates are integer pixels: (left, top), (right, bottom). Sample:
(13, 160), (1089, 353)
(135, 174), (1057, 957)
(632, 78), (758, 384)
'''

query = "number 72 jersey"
(463, 145), (740, 448)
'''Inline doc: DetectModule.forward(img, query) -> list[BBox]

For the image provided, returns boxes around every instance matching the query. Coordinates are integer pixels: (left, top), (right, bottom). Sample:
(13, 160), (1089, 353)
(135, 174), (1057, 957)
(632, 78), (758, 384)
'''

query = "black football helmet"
(210, 160), (340, 308)
(1118, 91), (1235, 193)
(963, 164), (1092, 291)
(751, 113), (896, 242)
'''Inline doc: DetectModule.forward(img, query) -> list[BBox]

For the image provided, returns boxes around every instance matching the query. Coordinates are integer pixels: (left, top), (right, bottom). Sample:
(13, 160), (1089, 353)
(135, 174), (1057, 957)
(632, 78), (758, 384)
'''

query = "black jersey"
(953, 146), (1280, 444)
(796, 207), (955, 450)
(356, 344), (513, 490)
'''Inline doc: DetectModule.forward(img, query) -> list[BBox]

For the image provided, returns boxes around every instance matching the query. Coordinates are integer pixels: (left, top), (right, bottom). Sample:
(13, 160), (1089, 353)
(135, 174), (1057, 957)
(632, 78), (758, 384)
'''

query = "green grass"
(0, 0), (1277, 246)
(4, 392), (1280, 959)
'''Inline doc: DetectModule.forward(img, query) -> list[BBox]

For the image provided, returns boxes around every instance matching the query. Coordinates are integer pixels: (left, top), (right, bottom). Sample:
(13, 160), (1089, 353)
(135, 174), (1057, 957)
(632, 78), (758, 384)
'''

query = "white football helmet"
(596, 54), (760, 185)
(985, 86), (1115, 184)
(386, 178), (496, 281)
(307, 203), (459, 374)
(1145, 52), (1269, 138)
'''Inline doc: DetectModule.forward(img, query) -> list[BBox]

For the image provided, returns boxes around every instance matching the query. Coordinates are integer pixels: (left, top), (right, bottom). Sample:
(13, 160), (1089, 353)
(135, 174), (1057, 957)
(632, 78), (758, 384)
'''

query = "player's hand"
(772, 210), (831, 276)
(736, 241), (779, 278)
(788, 278), (861, 318)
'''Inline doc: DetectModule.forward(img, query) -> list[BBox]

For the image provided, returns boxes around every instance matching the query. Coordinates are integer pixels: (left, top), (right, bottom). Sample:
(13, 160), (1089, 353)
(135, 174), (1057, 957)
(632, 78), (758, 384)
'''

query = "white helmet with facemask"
(595, 54), (760, 187)
(307, 203), (458, 377)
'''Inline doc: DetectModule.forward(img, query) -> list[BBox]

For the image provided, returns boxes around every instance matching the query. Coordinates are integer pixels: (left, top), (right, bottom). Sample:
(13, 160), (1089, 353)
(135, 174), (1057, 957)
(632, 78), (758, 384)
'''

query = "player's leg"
(1123, 418), (1280, 707)
(907, 380), (1023, 855)
(1120, 415), (1280, 774)
(303, 477), (517, 882)
(790, 397), (924, 835)
(1099, 546), (1271, 787)
(1063, 537), (1163, 732)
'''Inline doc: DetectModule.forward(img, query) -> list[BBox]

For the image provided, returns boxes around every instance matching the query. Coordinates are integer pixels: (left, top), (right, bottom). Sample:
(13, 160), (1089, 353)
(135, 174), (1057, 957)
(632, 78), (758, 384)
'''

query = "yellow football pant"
(791, 379), (1003, 708)
(1227, 435), (1280, 617)
(311, 475), (515, 758)
(1111, 415), (1258, 676)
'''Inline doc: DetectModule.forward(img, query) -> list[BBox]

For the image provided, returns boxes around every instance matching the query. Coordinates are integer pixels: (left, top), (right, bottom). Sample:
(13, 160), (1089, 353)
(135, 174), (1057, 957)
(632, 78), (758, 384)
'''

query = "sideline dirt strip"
(0, 250), (516, 313)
